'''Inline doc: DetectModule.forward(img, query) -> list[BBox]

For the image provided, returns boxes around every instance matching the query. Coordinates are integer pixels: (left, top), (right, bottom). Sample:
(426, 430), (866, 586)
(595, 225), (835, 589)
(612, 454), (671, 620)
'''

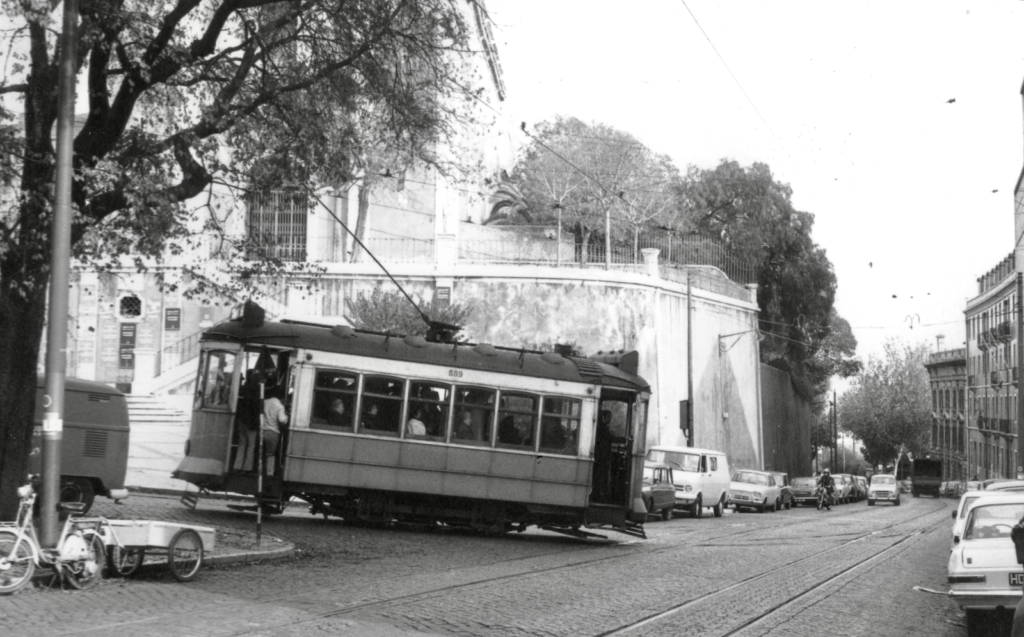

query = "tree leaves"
(838, 340), (932, 466)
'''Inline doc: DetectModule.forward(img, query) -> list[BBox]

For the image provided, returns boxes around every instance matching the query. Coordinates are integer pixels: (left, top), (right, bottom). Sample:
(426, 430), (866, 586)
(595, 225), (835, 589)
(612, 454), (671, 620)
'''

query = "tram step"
(180, 486), (208, 510)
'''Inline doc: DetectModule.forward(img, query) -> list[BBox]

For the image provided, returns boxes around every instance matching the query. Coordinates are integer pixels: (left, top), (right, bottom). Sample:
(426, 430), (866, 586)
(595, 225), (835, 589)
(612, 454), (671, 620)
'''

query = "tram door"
(590, 393), (634, 506)
(229, 347), (294, 477)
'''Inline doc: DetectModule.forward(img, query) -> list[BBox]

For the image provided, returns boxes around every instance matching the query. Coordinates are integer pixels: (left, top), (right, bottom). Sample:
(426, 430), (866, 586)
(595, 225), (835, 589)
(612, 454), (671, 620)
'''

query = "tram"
(173, 301), (651, 537)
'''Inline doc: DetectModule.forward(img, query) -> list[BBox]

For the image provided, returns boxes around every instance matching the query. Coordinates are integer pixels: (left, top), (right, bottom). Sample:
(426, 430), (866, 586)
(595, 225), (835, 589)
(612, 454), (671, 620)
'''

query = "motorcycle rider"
(818, 469), (836, 510)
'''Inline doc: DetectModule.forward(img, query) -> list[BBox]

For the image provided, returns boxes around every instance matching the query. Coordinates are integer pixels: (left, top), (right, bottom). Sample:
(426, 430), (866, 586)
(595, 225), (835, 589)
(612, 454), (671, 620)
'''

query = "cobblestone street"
(0, 493), (974, 637)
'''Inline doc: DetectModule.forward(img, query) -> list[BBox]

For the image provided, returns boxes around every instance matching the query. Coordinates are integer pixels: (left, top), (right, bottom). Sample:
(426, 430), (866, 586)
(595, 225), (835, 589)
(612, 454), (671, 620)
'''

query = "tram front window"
(197, 350), (236, 409)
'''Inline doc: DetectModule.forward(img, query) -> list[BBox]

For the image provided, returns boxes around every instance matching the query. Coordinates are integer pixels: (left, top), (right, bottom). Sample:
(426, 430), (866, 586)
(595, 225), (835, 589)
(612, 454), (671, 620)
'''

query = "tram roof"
(202, 320), (650, 392)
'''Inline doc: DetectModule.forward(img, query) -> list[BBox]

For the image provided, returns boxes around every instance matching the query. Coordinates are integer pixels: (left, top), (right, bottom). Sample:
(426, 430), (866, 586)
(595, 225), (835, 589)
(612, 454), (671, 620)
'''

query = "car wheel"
(662, 506), (672, 521)
(692, 495), (703, 518)
(712, 495), (724, 518)
(785, 498), (791, 510)
(759, 498), (767, 513)
(868, 499), (875, 506)
(895, 497), (901, 506)
(644, 499), (653, 520)
(772, 498), (780, 512)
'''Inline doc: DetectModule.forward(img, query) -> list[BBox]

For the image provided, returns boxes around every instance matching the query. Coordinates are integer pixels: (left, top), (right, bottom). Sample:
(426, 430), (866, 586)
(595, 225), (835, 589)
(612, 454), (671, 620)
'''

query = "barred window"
(247, 190), (307, 261)
(119, 295), (142, 319)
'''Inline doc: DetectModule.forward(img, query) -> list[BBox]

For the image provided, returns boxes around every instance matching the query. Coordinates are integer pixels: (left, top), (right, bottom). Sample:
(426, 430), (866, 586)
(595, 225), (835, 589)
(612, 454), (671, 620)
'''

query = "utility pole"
(41, 0), (78, 546)
(832, 390), (837, 471)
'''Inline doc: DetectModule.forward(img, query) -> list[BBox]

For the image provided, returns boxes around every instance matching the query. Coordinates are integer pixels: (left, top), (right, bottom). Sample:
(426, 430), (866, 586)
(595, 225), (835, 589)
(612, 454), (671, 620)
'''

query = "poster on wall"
(165, 308), (181, 331)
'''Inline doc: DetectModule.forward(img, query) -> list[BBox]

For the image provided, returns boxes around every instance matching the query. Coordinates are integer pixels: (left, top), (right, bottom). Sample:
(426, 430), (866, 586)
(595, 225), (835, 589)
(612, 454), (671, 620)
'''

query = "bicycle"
(0, 480), (107, 594)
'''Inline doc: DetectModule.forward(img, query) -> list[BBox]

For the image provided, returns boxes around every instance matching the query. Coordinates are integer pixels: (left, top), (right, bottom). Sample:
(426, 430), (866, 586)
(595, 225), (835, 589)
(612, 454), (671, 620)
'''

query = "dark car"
(642, 462), (676, 521)
(769, 471), (793, 510)
(791, 476), (819, 507)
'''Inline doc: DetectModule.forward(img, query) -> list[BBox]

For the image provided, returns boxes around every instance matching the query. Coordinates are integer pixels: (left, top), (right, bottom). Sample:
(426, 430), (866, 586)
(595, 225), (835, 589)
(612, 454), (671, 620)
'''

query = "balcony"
(998, 321), (1015, 342)
(991, 370), (1004, 387)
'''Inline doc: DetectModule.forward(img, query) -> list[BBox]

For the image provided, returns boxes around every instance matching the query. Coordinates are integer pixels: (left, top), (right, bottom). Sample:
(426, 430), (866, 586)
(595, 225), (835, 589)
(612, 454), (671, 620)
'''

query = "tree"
(346, 287), (473, 338)
(682, 160), (856, 398)
(509, 116), (685, 262)
(0, 0), (486, 516)
(838, 340), (932, 467)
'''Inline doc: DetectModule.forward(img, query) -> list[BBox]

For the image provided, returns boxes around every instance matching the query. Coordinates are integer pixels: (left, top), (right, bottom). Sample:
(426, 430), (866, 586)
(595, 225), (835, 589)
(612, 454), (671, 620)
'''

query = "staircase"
(126, 394), (192, 426)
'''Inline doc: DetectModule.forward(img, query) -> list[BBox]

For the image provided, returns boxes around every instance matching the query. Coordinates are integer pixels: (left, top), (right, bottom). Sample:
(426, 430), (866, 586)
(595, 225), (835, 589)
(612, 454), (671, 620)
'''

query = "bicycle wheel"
(0, 530), (36, 595)
(63, 532), (105, 590)
(167, 529), (203, 583)
(107, 545), (145, 577)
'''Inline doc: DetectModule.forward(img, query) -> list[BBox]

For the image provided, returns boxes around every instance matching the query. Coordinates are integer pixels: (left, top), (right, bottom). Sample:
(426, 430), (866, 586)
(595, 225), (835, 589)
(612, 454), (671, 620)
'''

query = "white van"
(645, 446), (731, 518)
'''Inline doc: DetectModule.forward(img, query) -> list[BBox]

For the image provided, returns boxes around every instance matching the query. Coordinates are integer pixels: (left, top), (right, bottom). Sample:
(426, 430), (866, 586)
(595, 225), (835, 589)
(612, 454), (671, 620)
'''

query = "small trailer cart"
(102, 520), (215, 582)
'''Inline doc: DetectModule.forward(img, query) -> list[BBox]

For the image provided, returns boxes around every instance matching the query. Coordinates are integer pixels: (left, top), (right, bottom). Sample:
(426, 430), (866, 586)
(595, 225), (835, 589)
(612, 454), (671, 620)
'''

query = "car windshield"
(793, 477), (816, 487)
(964, 503), (1024, 540)
(733, 471), (769, 486)
(873, 477), (895, 485)
(648, 450), (700, 472)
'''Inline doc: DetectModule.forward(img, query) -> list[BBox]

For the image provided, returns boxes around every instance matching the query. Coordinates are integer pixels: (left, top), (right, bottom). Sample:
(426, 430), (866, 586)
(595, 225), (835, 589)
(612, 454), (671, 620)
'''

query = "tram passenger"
(498, 415), (522, 445)
(233, 370), (261, 471)
(406, 407), (427, 438)
(261, 384), (288, 475)
(327, 398), (348, 427)
(454, 410), (476, 441)
(540, 418), (568, 450)
(361, 402), (381, 430)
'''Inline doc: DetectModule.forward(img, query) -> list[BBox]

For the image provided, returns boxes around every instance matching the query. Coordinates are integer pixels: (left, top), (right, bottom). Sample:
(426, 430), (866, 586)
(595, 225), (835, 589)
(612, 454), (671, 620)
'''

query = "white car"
(727, 469), (783, 513)
(867, 474), (901, 506)
(947, 493), (1024, 635)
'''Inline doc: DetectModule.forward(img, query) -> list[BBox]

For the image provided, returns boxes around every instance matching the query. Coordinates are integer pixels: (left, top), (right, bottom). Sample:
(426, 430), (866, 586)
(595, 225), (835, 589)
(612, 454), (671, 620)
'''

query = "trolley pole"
(41, 0), (79, 547)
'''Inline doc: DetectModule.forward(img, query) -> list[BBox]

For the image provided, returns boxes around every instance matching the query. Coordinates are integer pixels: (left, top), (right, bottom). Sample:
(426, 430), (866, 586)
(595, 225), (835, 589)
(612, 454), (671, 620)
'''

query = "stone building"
(924, 348), (967, 481)
(964, 254), (1018, 480)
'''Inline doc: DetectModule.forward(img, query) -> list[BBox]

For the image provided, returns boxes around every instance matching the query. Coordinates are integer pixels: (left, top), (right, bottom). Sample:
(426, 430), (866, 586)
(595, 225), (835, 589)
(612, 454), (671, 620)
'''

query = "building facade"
(924, 348), (967, 481)
(964, 253), (1018, 481)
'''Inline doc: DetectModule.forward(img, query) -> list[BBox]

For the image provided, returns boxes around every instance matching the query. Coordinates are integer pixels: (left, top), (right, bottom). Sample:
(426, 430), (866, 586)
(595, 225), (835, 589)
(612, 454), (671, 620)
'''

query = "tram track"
(61, 497), (952, 637)
(600, 496), (951, 637)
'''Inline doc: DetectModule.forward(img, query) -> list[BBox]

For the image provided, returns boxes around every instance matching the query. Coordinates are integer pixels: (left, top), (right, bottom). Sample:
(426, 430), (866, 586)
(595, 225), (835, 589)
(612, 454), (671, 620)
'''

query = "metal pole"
(556, 208), (562, 267)
(832, 390), (837, 471)
(41, 0), (78, 547)
(256, 380), (264, 547)
(1016, 273), (1024, 479)
(686, 271), (693, 447)
(604, 208), (610, 270)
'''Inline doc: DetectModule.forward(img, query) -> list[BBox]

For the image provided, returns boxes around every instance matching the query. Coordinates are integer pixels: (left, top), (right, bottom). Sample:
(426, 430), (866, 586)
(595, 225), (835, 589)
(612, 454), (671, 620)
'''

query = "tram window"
(198, 350), (235, 409)
(360, 375), (404, 437)
(311, 370), (357, 431)
(453, 386), (494, 446)
(408, 381), (450, 440)
(497, 392), (538, 451)
(539, 397), (581, 455)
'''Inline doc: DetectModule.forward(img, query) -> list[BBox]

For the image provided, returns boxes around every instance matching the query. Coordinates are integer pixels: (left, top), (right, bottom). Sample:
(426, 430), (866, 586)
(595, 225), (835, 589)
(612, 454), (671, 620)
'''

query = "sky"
(486, 0), (1024, 367)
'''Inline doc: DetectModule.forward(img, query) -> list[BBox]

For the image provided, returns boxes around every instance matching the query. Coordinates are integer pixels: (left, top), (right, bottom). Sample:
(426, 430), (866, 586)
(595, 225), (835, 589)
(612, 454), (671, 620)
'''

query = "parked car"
(939, 481), (950, 497)
(768, 471), (793, 510)
(951, 490), (1004, 546)
(985, 480), (1024, 492)
(952, 482), (967, 498)
(853, 475), (868, 501)
(641, 462), (676, 521)
(833, 473), (854, 504)
(947, 493), (1024, 636)
(867, 474), (900, 506)
(646, 446), (731, 518)
(727, 469), (783, 513)
(791, 476), (819, 507)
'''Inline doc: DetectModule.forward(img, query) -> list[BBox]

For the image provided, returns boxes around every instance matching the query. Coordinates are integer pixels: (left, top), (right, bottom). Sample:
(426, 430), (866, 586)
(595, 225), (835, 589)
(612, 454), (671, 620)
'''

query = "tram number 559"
(448, 369), (464, 378)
